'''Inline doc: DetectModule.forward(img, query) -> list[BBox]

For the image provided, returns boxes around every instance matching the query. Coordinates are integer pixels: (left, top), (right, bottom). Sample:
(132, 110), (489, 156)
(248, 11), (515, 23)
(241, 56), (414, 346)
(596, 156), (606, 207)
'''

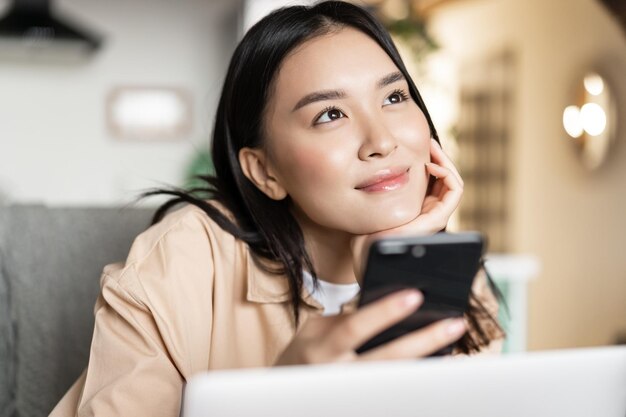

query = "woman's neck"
(294, 211), (357, 285)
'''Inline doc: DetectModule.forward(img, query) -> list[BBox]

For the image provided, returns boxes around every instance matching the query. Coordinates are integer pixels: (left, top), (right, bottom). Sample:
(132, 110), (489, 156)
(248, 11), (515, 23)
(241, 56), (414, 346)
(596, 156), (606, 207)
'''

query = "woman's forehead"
(273, 27), (401, 101)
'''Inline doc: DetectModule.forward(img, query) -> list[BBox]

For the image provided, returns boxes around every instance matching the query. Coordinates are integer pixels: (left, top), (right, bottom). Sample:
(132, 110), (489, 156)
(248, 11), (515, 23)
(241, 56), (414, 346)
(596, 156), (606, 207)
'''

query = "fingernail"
(445, 319), (466, 336)
(400, 290), (422, 309)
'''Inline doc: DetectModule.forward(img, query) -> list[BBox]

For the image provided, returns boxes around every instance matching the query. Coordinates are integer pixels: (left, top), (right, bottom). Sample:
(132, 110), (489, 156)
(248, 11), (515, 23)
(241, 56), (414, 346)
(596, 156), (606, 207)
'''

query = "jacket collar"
(245, 250), (324, 311)
(207, 199), (341, 312)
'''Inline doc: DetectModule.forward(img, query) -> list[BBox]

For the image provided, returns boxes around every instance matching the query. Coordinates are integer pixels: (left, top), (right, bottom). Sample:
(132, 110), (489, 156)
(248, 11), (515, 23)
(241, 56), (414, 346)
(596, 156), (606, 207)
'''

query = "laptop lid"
(183, 346), (626, 417)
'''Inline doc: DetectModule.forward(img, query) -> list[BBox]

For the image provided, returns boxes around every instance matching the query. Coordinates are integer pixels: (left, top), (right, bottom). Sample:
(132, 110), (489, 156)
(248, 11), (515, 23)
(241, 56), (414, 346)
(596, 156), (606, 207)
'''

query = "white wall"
(429, 0), (626, 349)
(0, 0), (239, 206)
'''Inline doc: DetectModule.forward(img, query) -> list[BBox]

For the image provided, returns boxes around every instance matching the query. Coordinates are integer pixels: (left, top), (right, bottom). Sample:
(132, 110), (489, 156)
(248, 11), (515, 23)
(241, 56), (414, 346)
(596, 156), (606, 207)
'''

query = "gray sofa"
(0, 205), (153, 417)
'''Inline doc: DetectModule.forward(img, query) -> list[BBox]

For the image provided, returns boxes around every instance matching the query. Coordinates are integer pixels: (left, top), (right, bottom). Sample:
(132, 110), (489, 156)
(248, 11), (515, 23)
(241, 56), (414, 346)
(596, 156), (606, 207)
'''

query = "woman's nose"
(357, 120), (398, 160)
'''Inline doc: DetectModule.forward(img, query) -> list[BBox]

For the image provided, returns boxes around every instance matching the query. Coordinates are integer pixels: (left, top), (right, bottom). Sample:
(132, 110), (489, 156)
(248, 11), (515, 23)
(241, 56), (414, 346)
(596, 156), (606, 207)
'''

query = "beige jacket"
(50, 204), (501, 417)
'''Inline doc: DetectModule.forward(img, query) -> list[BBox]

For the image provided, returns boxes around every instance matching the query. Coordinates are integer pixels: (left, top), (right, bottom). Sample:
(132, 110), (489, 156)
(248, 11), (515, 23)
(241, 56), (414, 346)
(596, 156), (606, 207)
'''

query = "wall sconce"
(106, 86), (192, 141)
(562, 71), (616, 170)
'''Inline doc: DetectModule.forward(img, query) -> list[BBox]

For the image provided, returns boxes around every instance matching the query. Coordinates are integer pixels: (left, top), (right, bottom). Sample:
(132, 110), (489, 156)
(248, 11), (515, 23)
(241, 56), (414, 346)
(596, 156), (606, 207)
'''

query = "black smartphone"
(356, 232), (485, 356)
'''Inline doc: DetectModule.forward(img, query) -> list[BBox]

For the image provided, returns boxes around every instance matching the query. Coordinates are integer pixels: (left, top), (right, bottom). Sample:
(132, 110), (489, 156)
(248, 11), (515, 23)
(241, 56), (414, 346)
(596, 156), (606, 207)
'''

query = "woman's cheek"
(285, 143), (351, 184)
(402, 129), (430, 156)
(395, 110), (430, 152)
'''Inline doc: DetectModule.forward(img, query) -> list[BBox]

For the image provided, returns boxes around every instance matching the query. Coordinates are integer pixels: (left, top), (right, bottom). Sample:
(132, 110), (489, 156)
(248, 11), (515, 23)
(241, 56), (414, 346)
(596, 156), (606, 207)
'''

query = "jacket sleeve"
(83, 268), (186, 417)
(50, 212), (215, 417)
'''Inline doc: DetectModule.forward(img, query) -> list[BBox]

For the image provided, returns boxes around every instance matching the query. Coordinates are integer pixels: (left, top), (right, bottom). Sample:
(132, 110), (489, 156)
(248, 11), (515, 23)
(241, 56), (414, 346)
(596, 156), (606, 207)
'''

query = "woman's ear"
(239, 147), (288, 200)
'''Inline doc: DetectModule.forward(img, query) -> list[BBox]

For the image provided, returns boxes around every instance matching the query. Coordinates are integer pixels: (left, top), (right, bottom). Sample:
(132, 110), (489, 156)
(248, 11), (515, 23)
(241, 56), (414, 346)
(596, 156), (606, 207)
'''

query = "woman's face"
(258, 27), (431, 235)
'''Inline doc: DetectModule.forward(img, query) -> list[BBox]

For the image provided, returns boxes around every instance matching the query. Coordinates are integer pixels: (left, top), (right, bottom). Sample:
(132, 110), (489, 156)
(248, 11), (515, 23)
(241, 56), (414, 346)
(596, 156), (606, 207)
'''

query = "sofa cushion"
(0, 205), (153, 417)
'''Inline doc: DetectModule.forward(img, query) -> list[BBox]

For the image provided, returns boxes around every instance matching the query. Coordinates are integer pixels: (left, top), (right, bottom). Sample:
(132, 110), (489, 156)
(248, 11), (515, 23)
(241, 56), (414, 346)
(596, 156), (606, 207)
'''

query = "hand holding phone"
(356, 232), (485, 355)
(274, 288), (467, 366)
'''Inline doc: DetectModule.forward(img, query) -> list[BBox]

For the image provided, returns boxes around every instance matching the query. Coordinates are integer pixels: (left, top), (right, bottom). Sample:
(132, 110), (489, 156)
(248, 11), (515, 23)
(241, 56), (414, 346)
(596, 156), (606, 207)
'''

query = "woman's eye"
(383, 90), (410, 106)
(314, 107), (345, 125)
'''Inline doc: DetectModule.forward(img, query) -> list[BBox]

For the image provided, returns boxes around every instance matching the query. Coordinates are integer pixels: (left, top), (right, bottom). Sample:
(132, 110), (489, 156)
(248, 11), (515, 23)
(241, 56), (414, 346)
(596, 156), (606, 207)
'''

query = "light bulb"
(563, 105), (583, 138)
(583, 73), (604, 96)
(580, 103), (607, 137)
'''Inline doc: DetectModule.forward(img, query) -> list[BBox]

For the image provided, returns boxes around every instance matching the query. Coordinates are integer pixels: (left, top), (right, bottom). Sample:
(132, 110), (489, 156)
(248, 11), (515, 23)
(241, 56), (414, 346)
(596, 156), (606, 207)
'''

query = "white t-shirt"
(302, 270), (361, 316)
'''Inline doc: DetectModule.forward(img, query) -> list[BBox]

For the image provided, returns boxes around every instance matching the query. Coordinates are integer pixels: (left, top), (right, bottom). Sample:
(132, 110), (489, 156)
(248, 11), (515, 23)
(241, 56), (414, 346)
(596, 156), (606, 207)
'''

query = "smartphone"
(356, 232), (485, 356)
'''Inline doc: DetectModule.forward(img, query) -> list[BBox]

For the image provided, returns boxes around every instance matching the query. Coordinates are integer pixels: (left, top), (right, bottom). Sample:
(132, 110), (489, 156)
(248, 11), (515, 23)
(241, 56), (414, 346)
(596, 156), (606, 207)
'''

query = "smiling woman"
(50, 2), (503, 416)
(249, 28), (432, 237)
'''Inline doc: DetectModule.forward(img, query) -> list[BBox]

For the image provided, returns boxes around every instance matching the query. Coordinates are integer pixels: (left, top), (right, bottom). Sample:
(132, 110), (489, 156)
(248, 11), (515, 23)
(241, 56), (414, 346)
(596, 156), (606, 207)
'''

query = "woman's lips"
(355, 167), (410, 192)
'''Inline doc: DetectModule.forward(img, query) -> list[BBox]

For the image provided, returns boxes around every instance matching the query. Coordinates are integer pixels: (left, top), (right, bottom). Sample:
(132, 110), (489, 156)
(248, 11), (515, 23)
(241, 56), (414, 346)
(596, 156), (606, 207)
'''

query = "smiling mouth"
(355, 167), (410, 192)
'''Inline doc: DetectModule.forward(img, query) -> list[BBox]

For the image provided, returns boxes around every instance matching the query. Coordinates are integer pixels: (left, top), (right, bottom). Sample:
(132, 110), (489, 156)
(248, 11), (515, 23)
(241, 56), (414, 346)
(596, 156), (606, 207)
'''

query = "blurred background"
(1, 0), (625, 352)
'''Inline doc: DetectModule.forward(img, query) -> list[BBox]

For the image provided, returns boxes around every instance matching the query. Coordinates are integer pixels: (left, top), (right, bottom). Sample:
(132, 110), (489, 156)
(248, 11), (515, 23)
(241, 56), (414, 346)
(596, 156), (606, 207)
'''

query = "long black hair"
(144, 0), (504, 353)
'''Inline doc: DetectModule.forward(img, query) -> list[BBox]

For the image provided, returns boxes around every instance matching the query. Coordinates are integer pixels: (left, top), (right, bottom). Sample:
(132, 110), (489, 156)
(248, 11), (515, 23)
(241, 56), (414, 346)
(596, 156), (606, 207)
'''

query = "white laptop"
(182, 346), (626, 417)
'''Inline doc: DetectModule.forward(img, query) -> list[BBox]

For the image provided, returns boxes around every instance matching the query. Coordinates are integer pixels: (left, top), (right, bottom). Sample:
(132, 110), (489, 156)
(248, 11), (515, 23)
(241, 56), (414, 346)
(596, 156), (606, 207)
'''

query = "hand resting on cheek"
(351, 138), (464, 281)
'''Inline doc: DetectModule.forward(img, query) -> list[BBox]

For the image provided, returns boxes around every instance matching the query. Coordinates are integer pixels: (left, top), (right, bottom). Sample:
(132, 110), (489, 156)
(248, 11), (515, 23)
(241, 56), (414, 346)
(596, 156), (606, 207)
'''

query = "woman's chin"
(352, 207), (421, 235)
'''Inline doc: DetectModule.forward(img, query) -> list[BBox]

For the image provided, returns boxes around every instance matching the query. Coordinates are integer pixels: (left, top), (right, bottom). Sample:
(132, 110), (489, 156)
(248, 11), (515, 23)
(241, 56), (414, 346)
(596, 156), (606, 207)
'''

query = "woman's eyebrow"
(377, 71), (405, 89)
(291, 71), (406, 112)
(292, 90), (346, 112)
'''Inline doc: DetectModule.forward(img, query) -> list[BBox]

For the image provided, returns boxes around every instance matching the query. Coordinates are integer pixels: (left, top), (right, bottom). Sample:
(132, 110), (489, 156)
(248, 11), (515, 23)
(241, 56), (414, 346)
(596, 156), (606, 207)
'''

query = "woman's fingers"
(425, 161), (462, 191)
(425, 163), (463, 208)
(274, 291), (465, 366)
(430, 139), (463, 187)
(325, 289), (423, 354)
(357, 317), (467, 361)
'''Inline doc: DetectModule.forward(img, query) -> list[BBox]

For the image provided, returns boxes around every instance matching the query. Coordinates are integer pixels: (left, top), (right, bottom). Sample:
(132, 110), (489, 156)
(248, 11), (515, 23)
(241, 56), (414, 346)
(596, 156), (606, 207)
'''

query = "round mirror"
(562, 71), (616, 170)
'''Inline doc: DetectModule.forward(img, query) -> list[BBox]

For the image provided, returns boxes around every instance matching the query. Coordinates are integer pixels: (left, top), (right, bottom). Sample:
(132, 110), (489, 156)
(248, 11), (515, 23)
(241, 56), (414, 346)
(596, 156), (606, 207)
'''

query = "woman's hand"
(351, 139), (464, 279)
(411, 138), (464, 235)
(273, 289), (467, 366)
